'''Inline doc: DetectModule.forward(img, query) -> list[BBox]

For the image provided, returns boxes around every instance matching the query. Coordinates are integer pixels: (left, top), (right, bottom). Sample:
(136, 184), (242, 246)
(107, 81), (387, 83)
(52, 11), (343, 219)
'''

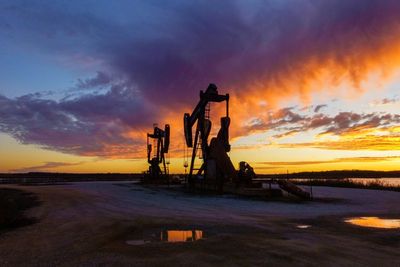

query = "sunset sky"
(1, 0), (400, 174)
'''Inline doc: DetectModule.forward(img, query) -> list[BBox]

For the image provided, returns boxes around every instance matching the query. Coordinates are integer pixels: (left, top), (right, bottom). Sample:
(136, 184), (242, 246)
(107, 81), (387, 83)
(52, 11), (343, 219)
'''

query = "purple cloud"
(11, 161), (83, 173)
(3, 0), (400, 103)
(75, 71), (112, 90)
(0, 86), (158, 157)
(246, 108), (400, 139)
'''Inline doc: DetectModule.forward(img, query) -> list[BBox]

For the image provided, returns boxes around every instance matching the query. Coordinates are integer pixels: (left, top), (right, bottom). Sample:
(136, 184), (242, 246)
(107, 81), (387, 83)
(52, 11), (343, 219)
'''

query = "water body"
(348, 178), (400, 187)
(289, 177), (400, 187)
(296, 225), (311, 229)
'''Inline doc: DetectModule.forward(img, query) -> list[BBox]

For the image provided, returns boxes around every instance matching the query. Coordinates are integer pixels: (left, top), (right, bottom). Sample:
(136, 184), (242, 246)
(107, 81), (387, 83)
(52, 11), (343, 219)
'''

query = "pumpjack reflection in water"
(125, 229), (204, 246)
(161, 230), (203, 242)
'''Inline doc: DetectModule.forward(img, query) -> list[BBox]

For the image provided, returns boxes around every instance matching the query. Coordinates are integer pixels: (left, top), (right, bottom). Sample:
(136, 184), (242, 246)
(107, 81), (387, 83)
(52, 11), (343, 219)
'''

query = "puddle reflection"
(126, 240), (150, 245)
(126, 229), (204, 245)
(345, 217), (400, 229)
(161, 230), (203, 242)
(296, 225), (311, 229)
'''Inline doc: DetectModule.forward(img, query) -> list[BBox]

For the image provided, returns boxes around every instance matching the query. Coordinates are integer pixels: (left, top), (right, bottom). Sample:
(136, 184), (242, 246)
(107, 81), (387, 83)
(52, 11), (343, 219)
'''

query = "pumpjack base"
(140, 174), (183, 185)
(141, 174), (169, 185)
(189, 178), (284, 199)
(140, 175), (311, 201)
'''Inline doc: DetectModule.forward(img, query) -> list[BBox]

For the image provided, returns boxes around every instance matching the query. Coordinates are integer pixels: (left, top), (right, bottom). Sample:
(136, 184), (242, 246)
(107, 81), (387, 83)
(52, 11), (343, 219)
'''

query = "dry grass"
(293, 178), (400, 192)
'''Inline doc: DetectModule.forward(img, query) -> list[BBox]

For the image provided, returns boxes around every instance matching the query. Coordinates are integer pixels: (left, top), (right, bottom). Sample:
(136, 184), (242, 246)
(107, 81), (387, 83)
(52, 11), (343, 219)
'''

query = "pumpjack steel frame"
(146, 124), (170, 180)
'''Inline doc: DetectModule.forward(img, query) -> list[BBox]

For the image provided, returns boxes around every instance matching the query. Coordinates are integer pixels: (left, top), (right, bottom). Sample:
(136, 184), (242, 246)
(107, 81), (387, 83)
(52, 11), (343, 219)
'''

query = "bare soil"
(0, 182), (399, 266)
(0, 188), (40, 232)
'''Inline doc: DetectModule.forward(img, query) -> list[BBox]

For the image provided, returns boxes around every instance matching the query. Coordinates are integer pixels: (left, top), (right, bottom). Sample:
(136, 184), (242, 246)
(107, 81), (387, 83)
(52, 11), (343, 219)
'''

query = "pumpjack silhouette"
(143, 124), (170, 183)
(141, 83), (311, 199)
(183, 84), (311, 199)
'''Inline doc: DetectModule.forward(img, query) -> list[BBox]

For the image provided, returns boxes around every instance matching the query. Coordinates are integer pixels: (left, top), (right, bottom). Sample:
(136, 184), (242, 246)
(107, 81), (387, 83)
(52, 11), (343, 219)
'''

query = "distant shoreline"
(293, 178), (400, 192)
(0, 172), (141, 184)
(2, 170), (400, 182)
(259, 170), (400, 179)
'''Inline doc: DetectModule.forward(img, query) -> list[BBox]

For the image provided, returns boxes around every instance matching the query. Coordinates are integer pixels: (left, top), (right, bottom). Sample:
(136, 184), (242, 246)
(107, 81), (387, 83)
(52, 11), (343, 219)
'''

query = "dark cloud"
(382, 98), (397, 105)
(314, 104), (327, 113)
(371, 97), (399, 106)
(246, 108), (400, 139)
(321, 112), (400, 135)
(106, 0), (400, 104)
(3, 0), (400, 103)
(76, 71), (112, 90)
(247, 107), (305, 132)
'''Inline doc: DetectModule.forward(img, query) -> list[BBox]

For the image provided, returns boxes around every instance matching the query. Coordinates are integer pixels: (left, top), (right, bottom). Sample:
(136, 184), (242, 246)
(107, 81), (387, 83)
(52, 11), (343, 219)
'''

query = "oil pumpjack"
(183, 83), (237, 191)
(144, 123), (170, 182)
(183, 83), (311, 199)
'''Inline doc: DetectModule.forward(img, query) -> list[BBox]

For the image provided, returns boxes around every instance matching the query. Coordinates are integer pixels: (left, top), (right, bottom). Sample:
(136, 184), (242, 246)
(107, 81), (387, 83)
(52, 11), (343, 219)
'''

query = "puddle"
(345, 217), (400, 229)
(296, 224), (311, 229)
(126, 229), (204, 245)
(126, 240), (150, 246)
(162, 230), (203, 242)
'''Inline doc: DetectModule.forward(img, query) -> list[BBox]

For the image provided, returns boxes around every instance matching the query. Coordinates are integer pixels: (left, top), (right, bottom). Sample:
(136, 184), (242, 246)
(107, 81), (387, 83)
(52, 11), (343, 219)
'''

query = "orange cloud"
(280, 134), (400, 151)
(259, 156), (400, 167)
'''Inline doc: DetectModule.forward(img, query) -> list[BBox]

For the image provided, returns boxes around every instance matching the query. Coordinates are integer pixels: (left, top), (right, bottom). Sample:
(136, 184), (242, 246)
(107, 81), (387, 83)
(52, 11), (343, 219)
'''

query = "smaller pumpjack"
(184, 84), (237, 191)
(146, 124), (170, 181)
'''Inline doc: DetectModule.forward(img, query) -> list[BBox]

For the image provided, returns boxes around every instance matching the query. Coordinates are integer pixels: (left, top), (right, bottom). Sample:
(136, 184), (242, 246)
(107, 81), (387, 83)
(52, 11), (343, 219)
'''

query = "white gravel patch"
(66, 181), (400, 222)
